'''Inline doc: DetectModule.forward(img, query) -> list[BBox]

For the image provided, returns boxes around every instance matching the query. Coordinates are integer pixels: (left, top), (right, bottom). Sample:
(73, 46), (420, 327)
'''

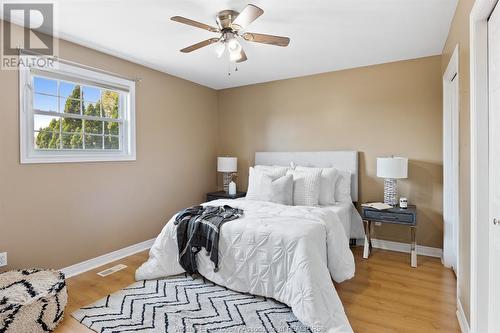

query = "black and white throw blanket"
(175, 205), (243, 274)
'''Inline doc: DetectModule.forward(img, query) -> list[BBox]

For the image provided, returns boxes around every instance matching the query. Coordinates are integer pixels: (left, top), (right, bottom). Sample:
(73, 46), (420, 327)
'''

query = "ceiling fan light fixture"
(227, 37), (243, 62)
(215, 42), (226, 58)
(227, 36), (241, 52)
(229, 48), (242, 62)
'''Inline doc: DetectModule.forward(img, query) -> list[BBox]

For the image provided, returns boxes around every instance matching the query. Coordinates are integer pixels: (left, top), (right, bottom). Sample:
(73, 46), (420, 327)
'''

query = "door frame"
(470, 0), (498, 332)
(443, 44), (460, 274)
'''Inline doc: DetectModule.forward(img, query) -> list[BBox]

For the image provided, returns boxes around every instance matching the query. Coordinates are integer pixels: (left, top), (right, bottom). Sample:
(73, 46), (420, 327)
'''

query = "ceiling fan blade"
(180, 38), (220, 53)
(242, 32), (290, 47)
(171, 16), (219, 33)
(231, 5), (264, 30)
(236, 48), (248, 63)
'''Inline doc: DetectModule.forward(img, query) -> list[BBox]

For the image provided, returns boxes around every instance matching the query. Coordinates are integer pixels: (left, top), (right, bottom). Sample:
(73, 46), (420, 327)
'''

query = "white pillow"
(286, 168), (322, 206)
(335, 170), (352, 203)
(246, 167), (293, 205)
(254, 165), (288, 179)
(269, 174), (293, 205)
(296, 166), (339, 205)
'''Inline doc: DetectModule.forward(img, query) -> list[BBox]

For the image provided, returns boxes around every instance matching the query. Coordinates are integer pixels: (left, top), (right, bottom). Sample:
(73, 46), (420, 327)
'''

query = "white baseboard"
(61, 238), (155, 278)
(456, 298), (470, 333)
(356, 238), (443, 258)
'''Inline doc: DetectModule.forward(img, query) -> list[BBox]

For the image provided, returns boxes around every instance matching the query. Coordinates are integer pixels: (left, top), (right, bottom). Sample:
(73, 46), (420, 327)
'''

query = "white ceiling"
(5, 0), (458, 89)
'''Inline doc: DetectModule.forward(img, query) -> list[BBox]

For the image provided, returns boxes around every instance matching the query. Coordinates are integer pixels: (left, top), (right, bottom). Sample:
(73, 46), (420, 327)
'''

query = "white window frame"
(19, 55), (136, 163)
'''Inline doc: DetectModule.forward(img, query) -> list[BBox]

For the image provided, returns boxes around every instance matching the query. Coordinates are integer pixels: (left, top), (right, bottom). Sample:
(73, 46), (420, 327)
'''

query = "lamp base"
(222, 173), (232, 193)
(384, 178), (398, 206)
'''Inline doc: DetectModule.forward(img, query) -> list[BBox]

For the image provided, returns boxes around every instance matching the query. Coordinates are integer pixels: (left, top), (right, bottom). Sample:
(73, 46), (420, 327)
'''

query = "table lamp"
(377, 156), (408, 206)
(217, 157), (237, 193)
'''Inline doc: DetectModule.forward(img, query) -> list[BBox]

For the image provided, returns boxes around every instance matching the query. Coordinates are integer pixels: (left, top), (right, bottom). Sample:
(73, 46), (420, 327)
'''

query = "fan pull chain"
(227, 62), (239, 77)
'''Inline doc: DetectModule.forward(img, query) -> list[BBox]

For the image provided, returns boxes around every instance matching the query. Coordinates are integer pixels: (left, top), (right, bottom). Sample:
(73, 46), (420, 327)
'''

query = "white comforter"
(136, 199), (355, 332)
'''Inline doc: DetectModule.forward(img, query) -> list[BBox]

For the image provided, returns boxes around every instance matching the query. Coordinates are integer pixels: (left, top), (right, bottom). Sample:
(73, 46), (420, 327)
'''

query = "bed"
(136, 151), (364, 333)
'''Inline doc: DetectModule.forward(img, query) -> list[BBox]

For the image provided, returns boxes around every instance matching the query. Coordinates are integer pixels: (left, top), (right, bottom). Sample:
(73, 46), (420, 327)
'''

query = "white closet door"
(488, 3), (500, 331)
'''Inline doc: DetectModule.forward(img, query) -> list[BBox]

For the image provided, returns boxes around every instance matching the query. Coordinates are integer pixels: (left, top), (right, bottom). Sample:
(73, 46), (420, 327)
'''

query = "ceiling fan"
(171, 4), (290, 63)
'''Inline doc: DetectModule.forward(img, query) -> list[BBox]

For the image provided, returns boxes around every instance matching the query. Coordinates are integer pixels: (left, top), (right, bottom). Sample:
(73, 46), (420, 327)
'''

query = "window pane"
(34, 130), (60, 149)
(102, 90), (119, 119)
(34, 114), (60, 131)
(62, 133), (83, 149)
(34, 77), (57, 95)
(104, 121), (119, 135)
(104, 136), (119, 150)
(83, 101), (100, 117)
(60, 82), (81, 98)
(60, 97), (81, 114)
(61, 118), (82, 133)
(84, 134), (103, 149)
(22, 61), (135, 163)
(84, 120), (103, 134)
(34, 93), (58, 112)
(82, 86), (100, 103)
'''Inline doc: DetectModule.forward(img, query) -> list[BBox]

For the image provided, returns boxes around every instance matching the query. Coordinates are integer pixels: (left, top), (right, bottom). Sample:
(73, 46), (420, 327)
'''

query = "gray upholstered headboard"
(254, 151), (359, 202)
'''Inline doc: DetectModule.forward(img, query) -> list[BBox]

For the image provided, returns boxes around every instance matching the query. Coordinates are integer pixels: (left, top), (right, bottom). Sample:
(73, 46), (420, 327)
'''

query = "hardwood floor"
(56, 247), (460, 333)
(339, 248), (459, 332)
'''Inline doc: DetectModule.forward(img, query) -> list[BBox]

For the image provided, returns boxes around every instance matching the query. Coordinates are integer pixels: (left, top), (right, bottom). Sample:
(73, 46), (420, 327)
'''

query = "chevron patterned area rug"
(72, 274), (311, 333)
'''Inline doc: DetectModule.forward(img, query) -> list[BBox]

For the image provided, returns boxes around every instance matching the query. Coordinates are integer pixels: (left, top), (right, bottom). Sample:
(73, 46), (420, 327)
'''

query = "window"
(19, 56), (136, 163)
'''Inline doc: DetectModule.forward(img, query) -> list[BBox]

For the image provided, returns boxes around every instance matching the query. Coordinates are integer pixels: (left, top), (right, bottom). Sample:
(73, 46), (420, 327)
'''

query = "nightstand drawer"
(364, 210), (414, 224)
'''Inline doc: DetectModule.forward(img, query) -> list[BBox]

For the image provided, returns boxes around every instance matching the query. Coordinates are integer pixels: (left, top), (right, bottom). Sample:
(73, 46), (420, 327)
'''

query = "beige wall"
(441, 0), (475, 324)
(0, 37), (218, 270)
(218, 56), (444, 248)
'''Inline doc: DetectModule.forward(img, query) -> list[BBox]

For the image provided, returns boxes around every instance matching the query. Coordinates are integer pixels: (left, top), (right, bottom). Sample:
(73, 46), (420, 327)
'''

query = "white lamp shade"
(377, 157), (408, 179)
(217, 157), (237, 172)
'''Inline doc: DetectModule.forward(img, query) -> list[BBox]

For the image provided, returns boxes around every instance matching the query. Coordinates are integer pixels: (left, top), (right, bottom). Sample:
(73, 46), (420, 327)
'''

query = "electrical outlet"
(375, 222), (382, 227)
(0, 252), (7, 267)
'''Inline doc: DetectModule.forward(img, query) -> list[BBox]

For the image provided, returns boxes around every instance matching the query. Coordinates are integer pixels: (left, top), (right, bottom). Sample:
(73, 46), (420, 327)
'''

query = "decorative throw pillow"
(269, 174), (293, 205)
(286, 168), (322, 206)
(335, 170), (352, 203)
(254, 165), (288, 178)
(246, 167), (293, 205)
(296, 166), (339, 205)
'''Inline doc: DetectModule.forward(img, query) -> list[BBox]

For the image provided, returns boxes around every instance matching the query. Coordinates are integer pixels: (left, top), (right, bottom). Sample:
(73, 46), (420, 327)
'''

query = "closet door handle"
(494, 218), (499, 225)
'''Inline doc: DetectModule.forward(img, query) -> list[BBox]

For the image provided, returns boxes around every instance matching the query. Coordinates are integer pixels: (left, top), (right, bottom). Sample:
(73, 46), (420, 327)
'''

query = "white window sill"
(21, 151), (136, 164)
